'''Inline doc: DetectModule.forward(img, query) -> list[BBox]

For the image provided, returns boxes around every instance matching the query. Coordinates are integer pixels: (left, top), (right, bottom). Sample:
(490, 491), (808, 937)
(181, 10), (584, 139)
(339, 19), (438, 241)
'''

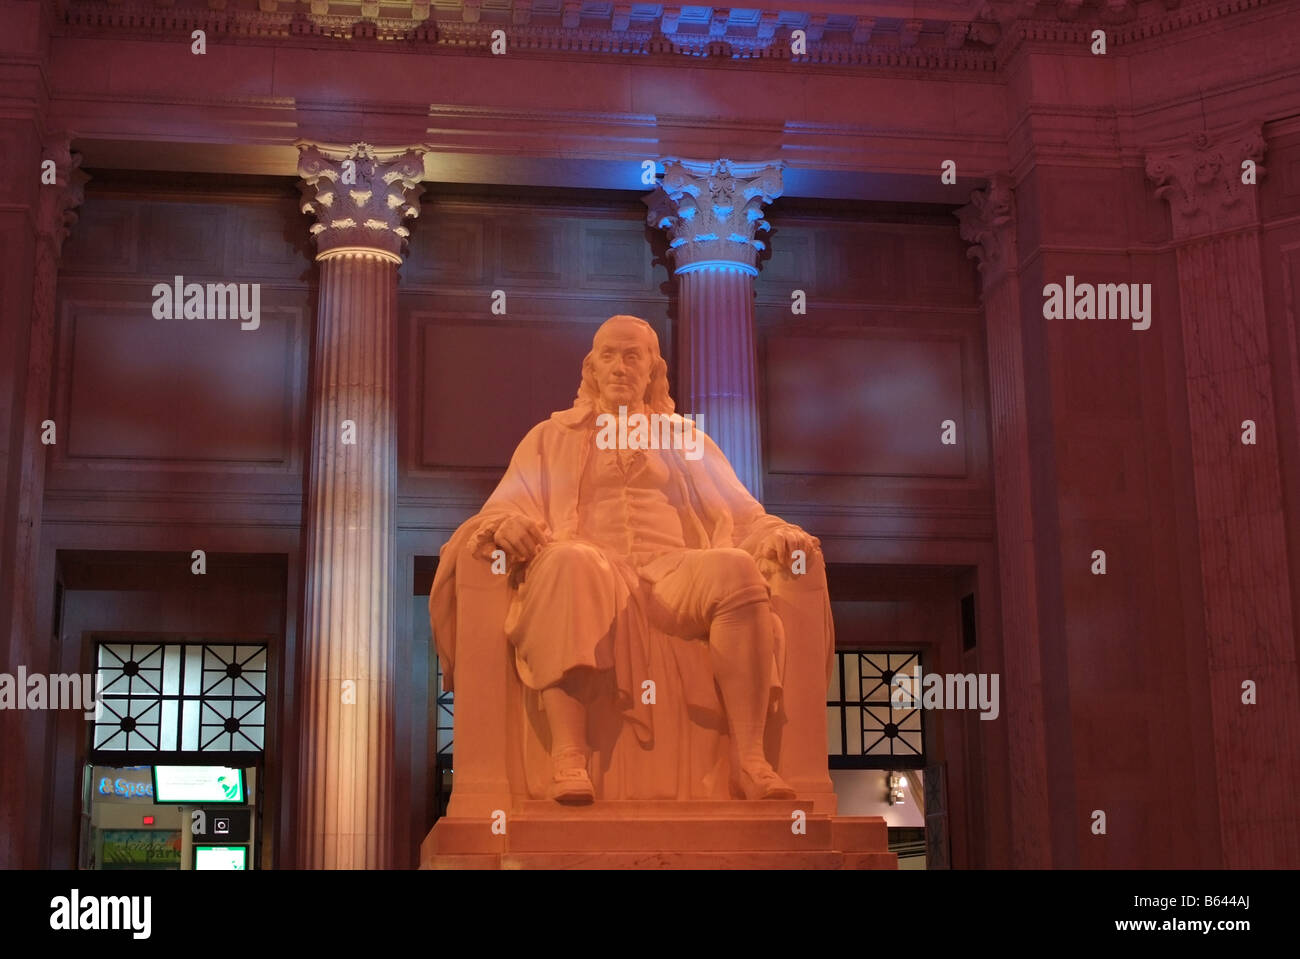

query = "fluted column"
(645, 158), (783, 499)
(7, 135), (86, 708)
(0, 129), (86, 869)
(296, 142), (424, 869)
(957, 175), (1053, 867)
(1146, 125), (1300, 867)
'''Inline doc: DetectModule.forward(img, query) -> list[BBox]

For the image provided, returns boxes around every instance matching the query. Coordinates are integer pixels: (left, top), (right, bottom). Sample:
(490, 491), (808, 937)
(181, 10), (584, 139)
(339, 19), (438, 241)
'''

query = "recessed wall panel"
(765, 334), (967, 478)
(63, 301), (296, 466)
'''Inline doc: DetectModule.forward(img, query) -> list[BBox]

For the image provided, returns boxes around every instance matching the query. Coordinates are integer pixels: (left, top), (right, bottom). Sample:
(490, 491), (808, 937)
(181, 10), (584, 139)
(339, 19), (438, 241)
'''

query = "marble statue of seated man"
(433, 314), (822, 804)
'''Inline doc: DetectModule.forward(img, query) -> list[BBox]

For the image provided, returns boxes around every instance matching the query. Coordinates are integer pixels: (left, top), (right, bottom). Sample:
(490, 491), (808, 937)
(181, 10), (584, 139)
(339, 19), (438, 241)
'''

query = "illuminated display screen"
(194, 846), (247, 871)
(151, 766), (246, 804)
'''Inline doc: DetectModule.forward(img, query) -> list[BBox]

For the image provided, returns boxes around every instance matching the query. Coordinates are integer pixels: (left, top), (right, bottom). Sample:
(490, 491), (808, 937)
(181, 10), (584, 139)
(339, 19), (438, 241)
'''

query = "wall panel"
(58, 298), (299, 468)
(755, 210), (989, 537)
(47, 180), (314, 518)
(765, 333), (967, 478)
(398, 193), (672, 507)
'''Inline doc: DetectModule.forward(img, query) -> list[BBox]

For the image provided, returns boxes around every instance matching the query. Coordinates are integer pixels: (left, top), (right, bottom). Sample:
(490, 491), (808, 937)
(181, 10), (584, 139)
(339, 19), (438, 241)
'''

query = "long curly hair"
(576, 315), (676, 415)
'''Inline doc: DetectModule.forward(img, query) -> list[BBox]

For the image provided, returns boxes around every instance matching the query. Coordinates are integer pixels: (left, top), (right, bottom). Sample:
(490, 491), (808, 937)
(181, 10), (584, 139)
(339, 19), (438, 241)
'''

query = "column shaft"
(9, 143), (86, 737)
(0, 129), (42, 870)
(980, 272), (1053, 867)
(1173, 231), (1300, 866)
(295, 142), (422, 869)
(298, 250), (398, 869)
(644, 158), (784, 500)
(957, 176), (1053, 867)
(678, 265), (764, 499)
(1147, 126), (1300, 866)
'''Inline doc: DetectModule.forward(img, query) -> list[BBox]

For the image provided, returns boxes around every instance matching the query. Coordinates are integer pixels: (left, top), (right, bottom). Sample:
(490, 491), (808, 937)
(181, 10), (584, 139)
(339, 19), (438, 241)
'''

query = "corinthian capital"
(1145, 124), (1266, 241)
(956, 172), (1016, 288)
(297, 142), (426, 261)
(643, 158), (784, 275)
(38, 134), (90, 260)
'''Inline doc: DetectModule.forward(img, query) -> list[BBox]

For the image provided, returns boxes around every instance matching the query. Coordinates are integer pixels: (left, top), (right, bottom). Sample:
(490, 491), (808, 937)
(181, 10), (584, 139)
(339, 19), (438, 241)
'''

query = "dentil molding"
(54, 0), (1289, 74)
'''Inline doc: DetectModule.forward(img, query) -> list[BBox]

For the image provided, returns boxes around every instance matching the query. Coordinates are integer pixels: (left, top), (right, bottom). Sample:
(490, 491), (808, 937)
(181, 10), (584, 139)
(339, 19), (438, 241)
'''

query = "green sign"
(195, 845), (247, 870)
(152, 766), (245, 803)
(101, 830), (182, 870)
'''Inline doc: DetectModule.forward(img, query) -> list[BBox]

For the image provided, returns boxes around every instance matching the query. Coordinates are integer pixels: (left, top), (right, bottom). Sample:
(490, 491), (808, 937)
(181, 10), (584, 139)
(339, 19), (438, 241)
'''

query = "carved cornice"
(956, 172), (1017, 289)
(992, 0), (1281, 61)
(1144, 123), (1266, 241)
(55, 6), (998, 72)
(297, 142), (425, 260)
(643, 158), (784, 275)
(55, 0), (1292, 74)
(37, 134), (90, 260)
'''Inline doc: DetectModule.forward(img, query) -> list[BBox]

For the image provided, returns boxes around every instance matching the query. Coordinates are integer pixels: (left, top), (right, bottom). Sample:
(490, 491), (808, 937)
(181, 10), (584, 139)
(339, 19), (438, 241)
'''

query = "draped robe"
(429, 397), (831, 798)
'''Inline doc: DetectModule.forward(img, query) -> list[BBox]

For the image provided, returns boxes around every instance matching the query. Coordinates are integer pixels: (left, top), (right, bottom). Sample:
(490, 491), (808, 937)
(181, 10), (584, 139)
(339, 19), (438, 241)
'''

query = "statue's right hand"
(492, 515), (551, 564)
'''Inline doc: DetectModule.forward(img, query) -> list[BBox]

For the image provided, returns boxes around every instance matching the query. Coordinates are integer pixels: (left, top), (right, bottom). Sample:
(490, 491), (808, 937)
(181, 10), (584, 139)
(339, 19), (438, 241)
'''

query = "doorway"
(826, 563), (989, 869)
(80, 762), (261, 870)
(44, 550), (287, 869)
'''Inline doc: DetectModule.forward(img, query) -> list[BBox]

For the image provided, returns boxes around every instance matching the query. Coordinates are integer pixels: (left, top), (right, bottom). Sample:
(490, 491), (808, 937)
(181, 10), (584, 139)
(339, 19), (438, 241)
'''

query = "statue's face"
(591, 324), (653, 410)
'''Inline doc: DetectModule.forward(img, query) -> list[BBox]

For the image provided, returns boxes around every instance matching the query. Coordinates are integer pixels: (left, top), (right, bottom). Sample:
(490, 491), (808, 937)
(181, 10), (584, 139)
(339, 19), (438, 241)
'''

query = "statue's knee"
(704, 548), (767, 599)
(716, 547), (763, 581)
(533, 540), (606, 579)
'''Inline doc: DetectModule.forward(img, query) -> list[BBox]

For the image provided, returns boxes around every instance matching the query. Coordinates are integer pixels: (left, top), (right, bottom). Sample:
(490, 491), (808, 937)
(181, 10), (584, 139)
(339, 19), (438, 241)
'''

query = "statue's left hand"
(754, 525), (820, 572)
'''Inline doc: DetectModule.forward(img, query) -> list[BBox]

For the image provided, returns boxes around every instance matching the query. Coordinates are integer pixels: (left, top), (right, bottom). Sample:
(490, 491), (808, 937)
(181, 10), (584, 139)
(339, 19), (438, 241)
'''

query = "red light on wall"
(142, 816), (155, 825)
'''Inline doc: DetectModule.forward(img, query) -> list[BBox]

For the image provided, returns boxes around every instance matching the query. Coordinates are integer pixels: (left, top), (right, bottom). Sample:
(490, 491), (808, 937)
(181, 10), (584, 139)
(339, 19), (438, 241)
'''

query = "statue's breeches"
(506, 541), (771, 691)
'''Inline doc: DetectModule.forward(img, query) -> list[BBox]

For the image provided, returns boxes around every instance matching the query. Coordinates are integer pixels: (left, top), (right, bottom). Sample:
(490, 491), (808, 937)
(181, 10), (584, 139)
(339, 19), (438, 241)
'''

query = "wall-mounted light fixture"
(887, 772), (907, 805)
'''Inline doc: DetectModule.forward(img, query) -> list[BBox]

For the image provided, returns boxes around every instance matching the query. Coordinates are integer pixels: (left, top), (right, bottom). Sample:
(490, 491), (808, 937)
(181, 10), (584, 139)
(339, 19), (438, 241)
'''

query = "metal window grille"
(429, 647), (924, 769)
(434, 657), (453, 757)
(91, 642), (267, 754)
(827, 650), (925, 768)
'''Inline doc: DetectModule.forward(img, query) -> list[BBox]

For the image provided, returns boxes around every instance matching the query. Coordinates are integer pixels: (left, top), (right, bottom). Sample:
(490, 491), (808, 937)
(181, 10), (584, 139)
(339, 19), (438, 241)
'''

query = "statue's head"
(578, 315), (675, 415)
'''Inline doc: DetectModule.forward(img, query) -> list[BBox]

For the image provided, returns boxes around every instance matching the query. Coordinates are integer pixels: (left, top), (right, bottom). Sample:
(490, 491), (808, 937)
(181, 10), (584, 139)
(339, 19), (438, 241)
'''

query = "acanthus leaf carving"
(37, 133), (90, 260)
(956, 172), (1017, 290)
(297, 142), (425, 259)
(1145, 124), (1266, 241)
(643, 158), (784, 275)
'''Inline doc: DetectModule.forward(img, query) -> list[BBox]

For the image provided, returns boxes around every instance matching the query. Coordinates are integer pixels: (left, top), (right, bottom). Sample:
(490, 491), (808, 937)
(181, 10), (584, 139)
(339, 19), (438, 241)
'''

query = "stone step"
(422, 853), (502, 870)
(500, 850), (850, 869)
(424, 849), (900, 869)
(831, 816), (889, 851)
(423, 819), (508, 856)
(515, 799), (814, 820)
(422, 812), (894, 861)
(507, 816), (834, 852)
(844, 851), (900, 869)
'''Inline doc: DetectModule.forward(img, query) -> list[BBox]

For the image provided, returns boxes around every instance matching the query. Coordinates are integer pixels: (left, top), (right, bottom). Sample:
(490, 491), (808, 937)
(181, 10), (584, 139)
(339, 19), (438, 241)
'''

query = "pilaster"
(957, 173), (1053, 868)
(1146, 122), (1300, 867)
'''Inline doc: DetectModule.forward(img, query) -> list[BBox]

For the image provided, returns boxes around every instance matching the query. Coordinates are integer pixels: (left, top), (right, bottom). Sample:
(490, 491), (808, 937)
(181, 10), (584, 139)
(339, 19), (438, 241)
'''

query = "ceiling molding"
(55, 0), (1289, 74)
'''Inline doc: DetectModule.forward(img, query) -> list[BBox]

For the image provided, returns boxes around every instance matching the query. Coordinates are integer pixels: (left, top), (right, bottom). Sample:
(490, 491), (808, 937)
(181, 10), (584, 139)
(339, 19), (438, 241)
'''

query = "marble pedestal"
(420, 800), (897, 869)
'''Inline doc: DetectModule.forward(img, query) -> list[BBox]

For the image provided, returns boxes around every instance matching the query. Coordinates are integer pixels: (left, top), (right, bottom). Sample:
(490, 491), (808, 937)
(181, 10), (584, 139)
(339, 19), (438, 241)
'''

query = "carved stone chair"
(428, 517), (839, 822)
